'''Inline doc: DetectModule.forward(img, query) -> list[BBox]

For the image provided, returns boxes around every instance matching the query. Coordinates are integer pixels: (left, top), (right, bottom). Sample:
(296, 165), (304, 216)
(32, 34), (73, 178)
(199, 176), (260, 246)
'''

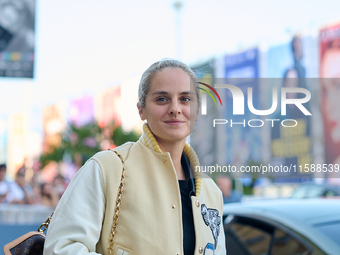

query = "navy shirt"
(179, 152), (196, 255)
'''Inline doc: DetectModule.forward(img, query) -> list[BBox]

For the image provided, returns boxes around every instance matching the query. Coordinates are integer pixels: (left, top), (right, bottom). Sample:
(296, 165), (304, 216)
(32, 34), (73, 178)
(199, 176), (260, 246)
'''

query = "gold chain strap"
(108, 151), (126, 255)
(38, 211), (54, 233)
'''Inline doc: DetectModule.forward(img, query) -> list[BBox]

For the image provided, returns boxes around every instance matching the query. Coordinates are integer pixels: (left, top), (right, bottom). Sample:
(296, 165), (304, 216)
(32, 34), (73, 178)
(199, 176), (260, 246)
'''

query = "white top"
(6, 181), (25, 203)
(0, 179), (9, 196)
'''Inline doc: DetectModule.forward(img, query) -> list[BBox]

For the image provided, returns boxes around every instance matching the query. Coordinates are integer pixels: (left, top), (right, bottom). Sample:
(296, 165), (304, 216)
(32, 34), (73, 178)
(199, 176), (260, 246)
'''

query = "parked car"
(290, 182), (340, 198)
(223, 198), (340, 255)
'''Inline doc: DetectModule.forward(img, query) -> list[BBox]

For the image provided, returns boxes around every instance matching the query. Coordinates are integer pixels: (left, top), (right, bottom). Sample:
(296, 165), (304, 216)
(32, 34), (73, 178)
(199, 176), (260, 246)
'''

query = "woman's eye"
(156, 97), (167, 102)
(181, 97), (190, 102)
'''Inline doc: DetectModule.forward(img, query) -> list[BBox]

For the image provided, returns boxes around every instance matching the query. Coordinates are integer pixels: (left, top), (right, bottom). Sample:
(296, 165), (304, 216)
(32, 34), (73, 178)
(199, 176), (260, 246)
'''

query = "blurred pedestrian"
(52, 174), (67, 199)
(6, 171), (34, 204)
(321, 39), (340, 176)
(0, 163), (10, 203)
(217, 175), (242, 204)
(32, 182), (42, 204)
(40, 182), (59, 208)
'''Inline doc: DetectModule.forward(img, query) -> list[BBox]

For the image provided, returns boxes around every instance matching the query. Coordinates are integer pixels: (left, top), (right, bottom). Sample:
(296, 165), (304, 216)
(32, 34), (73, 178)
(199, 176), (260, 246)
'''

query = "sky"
(1, 0), (340, 117)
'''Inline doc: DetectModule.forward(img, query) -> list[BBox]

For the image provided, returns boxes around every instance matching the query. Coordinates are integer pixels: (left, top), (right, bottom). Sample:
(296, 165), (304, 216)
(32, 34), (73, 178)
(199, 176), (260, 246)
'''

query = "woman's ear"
(137, 102), (146, 121)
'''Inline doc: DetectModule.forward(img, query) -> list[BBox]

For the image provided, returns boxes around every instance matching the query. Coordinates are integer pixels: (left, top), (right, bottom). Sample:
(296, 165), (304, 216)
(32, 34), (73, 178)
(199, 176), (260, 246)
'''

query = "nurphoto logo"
(199, 83), (312, 128)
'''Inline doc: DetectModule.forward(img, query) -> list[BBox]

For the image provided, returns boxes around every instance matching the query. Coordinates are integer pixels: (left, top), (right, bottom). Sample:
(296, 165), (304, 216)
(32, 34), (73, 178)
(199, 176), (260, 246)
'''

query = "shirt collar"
(139, 123), (202, 196)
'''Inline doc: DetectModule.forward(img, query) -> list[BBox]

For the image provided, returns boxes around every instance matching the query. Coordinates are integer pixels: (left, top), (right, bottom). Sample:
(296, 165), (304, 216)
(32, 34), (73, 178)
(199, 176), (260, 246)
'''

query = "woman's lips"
(164, 120), (184, 125)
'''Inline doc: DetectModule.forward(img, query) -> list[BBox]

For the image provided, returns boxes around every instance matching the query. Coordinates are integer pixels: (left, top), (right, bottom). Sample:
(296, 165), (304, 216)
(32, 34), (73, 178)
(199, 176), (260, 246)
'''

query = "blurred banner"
(26, 106), (43, 159)
(320, 24), (340, 170)
(0, 0), (36, 78)
(266, 36), (318, 78)
(3, 108), (42, 175)
(120, 76), (144, 133)
(69, 95), (94, 128)
(190, 60), (216, 168)
(0, 117), (7, 164)
(223, 48), (262, 169)
(265, 36), (316, 180)
(7, 112), (26, 176)
(95, 85), (121, 129)
(42, 102), (68, 154)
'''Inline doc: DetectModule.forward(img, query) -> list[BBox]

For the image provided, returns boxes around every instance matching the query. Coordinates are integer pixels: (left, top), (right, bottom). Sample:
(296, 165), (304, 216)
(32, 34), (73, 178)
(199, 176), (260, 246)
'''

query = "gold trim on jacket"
(139, 123), (202, 196)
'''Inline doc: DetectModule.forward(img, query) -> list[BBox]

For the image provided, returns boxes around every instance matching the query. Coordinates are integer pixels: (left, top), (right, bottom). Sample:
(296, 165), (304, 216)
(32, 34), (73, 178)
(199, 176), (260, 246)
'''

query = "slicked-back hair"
(138, 59), (200, 108)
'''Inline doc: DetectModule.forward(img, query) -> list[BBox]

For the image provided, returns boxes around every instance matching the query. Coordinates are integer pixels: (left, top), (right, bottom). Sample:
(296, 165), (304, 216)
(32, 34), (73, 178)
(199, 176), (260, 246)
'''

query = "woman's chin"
(158, 130), (190, 143)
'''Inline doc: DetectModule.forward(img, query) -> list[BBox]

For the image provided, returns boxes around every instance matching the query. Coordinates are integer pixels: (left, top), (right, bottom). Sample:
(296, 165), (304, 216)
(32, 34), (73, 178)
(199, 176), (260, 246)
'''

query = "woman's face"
(43, 183), (52, 195)
(138, 67), (199, 145)
(321, 48), (340, 143)
(323, 78), (340, 142)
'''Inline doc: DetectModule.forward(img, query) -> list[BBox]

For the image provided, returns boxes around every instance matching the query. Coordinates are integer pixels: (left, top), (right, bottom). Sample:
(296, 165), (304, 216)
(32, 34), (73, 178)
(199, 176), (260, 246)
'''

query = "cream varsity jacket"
(44, 125), (226, 255)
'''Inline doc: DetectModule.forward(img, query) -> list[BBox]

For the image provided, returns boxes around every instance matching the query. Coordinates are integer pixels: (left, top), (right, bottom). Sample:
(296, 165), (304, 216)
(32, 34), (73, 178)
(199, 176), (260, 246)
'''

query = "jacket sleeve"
(215, 190), (227, 255)
(44, 159), (105, 255)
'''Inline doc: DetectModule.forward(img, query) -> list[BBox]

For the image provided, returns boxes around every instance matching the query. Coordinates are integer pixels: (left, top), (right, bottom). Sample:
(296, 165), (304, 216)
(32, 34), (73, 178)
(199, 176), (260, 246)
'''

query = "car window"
(271, 228), (311, 255)
(291, 185), (309, 198)
(226, 217), (272, 255)
(306, 186), (324, 198)
(225, 216), (313, 255)
(323, 190), (336, 197)
(291, 185), (330, 198)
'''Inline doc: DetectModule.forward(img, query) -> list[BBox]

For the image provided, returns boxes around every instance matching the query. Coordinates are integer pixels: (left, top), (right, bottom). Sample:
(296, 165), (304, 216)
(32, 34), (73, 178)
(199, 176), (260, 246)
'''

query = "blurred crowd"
(0, 163), (67, 208)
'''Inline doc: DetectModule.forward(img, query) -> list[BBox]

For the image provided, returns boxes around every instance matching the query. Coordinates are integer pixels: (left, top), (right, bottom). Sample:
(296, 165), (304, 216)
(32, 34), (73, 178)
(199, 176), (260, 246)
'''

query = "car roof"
(223, 198), (340, 225)
(223, 198), (340, 254)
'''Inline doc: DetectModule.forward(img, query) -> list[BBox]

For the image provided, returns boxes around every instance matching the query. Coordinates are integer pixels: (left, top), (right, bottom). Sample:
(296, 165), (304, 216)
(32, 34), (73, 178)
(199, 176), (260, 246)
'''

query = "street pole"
(173, 1), (183, 60)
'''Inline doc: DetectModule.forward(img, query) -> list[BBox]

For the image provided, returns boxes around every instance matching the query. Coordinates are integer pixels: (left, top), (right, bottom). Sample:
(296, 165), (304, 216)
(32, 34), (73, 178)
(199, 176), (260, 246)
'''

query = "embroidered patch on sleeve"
(201, 204), (221, 248)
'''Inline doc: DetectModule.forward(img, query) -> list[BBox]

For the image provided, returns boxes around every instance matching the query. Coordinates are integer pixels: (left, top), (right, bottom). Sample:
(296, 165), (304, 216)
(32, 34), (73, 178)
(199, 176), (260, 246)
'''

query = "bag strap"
(37, 211), (54, 233)
(108, 150), (126, 255)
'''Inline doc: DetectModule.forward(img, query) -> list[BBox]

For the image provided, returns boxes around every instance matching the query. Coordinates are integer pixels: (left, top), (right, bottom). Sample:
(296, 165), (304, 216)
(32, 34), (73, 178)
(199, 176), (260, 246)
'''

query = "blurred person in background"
(6, 171), (34, 204)
(40, 182), (59, 208)
(32, 182), (42, 204)
(52, 174), (67, 199)
(216, 175), (242, 204)
(0, 163), (10, 203)
(320, 39), (340, 183)
(291, 35), (306, 80)
(270, 64), (311, 177)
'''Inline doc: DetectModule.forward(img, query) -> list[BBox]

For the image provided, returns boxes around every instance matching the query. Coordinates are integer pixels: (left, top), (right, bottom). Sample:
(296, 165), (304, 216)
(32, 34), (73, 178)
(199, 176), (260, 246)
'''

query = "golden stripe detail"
(140, 123), (202, 196)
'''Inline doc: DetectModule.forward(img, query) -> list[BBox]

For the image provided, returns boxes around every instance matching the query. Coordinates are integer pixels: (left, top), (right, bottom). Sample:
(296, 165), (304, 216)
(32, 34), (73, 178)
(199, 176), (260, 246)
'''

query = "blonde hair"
(138, 59), (200, 107)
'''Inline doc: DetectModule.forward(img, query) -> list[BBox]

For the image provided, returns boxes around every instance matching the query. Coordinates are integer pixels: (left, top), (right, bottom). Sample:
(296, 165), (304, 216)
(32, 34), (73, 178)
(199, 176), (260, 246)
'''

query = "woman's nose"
(168, 101), (182, 115)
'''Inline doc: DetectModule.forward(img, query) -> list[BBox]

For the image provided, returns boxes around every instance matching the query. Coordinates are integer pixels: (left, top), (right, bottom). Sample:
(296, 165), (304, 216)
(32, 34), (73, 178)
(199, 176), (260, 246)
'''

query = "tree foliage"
(40, 122), (140, 169)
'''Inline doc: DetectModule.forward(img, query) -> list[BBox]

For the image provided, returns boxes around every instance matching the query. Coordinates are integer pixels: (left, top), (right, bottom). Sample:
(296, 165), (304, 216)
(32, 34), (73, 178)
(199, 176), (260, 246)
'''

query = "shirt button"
(163, 158), (167, 163)
(176, 253), (180, 255)
(199, 246), (204, 253)
(195, 200), (200, 207)
(171, 204), (176, 209)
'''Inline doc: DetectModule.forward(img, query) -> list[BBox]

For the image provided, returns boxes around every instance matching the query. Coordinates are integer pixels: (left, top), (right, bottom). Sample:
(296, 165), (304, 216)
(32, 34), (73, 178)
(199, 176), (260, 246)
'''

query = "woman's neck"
(157, 139), (187, 180)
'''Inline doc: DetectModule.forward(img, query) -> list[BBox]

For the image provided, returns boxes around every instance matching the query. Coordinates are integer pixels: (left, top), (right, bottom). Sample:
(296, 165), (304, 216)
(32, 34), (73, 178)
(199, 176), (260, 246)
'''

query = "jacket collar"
(139, 123), (202, 196)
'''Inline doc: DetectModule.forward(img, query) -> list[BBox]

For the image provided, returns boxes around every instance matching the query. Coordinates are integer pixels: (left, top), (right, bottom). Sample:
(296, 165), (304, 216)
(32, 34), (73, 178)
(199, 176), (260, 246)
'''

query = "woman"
(40, 182), (60, 208)
(320, 42), (340, 181)
(44, 59), (226, 255)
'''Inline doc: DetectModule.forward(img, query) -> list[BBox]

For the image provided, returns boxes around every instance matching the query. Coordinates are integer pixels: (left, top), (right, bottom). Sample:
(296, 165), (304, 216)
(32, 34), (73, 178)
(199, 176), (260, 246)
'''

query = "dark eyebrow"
(180, 91), (195, 95)
(151, 91), (195, 96)
(151, 91), (168, 96)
